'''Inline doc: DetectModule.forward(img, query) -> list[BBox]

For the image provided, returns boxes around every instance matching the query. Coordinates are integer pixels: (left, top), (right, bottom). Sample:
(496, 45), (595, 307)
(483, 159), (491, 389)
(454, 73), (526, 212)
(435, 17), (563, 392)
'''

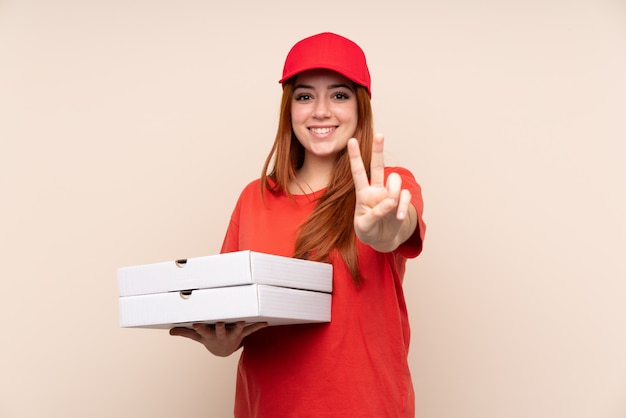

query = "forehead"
(293, 69), (353, 88)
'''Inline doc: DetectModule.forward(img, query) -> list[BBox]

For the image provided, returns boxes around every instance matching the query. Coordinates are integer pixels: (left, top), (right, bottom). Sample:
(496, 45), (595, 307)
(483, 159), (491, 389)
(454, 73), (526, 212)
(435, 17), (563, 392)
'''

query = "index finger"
(348, 138), (370, 193)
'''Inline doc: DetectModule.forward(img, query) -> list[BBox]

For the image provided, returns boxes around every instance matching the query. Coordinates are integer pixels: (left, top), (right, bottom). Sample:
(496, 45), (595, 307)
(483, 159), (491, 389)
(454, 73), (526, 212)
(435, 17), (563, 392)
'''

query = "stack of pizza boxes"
(118, 251), (333, 329)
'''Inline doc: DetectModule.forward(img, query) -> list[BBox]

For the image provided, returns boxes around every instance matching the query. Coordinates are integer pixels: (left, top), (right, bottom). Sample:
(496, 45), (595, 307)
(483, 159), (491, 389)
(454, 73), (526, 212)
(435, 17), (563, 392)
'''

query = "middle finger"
(369, 133), (385, 187)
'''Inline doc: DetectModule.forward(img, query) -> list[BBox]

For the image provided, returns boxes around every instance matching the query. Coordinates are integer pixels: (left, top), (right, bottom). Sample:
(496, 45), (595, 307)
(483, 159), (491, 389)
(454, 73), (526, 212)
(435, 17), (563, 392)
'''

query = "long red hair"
(261, 80), (374, 284)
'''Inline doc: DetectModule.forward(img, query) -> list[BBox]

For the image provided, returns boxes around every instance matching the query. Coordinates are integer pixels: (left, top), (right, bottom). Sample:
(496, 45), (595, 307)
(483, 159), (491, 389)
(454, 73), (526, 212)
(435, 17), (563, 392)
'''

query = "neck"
(291, 155), (335, 194)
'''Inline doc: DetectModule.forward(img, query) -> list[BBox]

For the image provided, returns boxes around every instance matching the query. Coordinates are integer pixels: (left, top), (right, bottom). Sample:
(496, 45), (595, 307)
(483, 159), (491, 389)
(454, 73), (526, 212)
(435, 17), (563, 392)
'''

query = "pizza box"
(117, 250), (333, 297)
(119, 283), (331, 328)
(117, 251), (333, 328)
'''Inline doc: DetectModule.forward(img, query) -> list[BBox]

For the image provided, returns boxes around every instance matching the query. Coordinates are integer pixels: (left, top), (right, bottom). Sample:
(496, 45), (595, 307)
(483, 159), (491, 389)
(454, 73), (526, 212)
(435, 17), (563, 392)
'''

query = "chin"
(308, 146), (341, 157)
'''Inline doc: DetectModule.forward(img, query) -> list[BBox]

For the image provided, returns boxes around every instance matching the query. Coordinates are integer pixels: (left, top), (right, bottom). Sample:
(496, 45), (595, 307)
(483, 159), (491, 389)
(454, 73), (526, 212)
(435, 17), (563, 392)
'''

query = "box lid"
(118, 250), (332, 297)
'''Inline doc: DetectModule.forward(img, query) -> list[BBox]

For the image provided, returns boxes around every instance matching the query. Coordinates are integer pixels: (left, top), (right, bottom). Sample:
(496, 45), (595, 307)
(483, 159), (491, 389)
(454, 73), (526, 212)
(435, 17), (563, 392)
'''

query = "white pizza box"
(117, 250), (333, 297)
(119, 284), (331, 328)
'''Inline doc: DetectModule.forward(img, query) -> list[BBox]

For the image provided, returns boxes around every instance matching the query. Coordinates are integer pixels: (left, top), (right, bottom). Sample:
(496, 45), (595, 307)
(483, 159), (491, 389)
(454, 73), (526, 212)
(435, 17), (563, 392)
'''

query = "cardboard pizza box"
(118, 250), (332, 297)
(117, 251), (333, 328)
(119, 283), (331, 328)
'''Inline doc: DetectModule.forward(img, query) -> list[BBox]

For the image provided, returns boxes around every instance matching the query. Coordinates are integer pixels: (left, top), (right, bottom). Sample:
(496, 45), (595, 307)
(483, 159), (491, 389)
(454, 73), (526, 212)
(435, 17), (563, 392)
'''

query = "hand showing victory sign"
(348, 133), (417, 253)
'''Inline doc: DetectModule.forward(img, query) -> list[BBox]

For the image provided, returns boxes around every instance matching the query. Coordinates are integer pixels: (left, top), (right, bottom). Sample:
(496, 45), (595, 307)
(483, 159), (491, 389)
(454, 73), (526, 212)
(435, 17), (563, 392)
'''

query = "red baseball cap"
(279, 32), (372, 97)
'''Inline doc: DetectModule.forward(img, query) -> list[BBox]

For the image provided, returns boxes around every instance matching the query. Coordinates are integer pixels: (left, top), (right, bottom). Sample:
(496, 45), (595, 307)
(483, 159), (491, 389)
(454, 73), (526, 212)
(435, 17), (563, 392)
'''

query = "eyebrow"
(293, 83), (355, 91)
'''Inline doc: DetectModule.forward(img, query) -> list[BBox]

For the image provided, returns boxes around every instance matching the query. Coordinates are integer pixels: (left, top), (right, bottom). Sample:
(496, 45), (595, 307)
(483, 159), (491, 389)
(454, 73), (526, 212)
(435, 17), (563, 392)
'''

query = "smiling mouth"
(309, 127), (336, 135)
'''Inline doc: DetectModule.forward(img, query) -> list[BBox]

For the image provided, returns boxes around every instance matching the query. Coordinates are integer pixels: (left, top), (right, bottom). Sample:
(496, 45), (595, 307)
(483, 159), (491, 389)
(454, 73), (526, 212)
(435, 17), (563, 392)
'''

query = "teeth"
(310, 127), (334, 134)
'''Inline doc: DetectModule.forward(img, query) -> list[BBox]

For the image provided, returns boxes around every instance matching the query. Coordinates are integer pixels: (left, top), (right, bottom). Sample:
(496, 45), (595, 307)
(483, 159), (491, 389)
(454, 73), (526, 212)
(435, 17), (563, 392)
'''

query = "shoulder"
(384, 166), (421, 191)
(229, 179), (262, 209)
(384, 166), (426, 258)
(241, 178), (262, 192)
(235, 178), (283, 204)
(240, 177), (280, 193)
(384, 166), (416, 178)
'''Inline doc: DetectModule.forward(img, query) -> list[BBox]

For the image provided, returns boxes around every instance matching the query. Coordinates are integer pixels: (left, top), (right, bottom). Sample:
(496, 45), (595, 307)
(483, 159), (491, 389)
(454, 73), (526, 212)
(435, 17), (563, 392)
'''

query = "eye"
(332, 91), (351, 100)
(294, 93), (312, 101)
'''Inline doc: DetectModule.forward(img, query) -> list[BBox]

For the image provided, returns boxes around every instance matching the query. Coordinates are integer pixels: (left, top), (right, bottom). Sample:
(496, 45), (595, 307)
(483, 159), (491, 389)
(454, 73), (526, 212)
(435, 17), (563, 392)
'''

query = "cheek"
(290, 104), (308, 125)
(337, 102), (358, 121)
(339, 111), (358, 131)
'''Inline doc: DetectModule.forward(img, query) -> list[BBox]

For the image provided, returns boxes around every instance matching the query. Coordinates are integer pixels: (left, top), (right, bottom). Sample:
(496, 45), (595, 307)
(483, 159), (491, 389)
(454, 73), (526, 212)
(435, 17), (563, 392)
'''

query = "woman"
(171, 32), (426, 417)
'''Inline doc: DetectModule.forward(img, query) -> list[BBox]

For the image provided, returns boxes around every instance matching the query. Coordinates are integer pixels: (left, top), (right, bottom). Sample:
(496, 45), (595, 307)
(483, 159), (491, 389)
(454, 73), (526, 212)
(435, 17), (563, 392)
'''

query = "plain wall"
(1, 1), (624, 417)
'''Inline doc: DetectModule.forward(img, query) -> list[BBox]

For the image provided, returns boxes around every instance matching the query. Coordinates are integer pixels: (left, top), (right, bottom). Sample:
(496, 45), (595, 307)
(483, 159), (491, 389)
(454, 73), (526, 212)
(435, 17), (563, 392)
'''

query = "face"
(290, 69), (358, 163)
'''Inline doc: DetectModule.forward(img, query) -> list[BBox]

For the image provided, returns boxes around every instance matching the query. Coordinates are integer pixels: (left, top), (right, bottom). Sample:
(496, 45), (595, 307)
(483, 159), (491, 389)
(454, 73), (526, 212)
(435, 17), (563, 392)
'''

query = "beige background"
(1, 0), (625, 417)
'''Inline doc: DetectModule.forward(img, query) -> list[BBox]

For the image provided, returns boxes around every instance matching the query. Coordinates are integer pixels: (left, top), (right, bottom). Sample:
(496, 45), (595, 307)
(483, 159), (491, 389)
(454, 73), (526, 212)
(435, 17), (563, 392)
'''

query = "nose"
(312, 98), (331, 119)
